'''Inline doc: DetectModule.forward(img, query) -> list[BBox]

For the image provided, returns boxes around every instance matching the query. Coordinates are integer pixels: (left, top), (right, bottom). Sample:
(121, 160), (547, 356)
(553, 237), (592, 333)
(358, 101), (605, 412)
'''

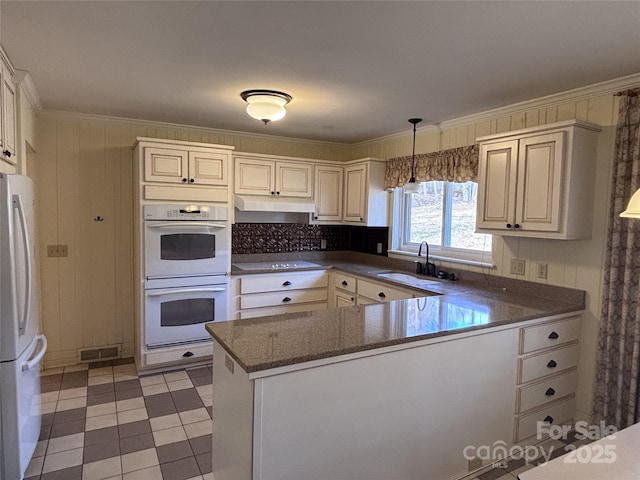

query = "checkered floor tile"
(26, 359), (214, 480)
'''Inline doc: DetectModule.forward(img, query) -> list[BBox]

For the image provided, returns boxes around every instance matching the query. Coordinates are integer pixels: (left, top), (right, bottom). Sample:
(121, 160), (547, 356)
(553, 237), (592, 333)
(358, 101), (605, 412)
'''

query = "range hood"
(234, 195), (316, 213)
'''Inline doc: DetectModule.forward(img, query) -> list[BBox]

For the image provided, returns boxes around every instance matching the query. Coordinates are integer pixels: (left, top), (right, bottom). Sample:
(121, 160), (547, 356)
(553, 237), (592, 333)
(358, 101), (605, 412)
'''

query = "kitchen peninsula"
(206, 259), (585, 480)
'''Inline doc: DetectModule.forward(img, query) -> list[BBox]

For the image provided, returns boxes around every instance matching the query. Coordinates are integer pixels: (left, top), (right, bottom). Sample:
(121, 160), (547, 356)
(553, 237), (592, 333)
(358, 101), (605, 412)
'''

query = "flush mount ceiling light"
(404, 118), (423, 193)
(240, 89), (292, 124)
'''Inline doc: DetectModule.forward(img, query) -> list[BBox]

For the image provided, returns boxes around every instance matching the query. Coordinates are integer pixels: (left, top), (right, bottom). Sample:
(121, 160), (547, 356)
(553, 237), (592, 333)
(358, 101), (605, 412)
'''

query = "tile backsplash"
(232, 223), (388, 255)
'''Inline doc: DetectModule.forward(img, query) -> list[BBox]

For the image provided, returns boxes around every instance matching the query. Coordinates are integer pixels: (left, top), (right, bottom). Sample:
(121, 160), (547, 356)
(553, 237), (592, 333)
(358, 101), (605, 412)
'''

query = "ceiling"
(2, 1), (639, 144)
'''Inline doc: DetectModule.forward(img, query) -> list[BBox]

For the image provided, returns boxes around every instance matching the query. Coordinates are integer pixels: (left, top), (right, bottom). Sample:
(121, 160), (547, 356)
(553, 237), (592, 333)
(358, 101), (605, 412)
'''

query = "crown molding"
(353, 72), (640, 148)
(39, 109), (349, 151)
(13, 70), (42, 111)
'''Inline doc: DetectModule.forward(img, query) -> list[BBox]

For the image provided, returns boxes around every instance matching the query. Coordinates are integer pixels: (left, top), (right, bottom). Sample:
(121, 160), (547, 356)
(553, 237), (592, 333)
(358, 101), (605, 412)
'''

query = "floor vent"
(79, 345), (120, 363)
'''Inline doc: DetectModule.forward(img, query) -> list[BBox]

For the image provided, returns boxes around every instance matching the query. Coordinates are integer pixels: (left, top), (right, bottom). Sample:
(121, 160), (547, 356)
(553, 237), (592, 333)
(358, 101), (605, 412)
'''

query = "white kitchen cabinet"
(135, 138), (233, 203)
(0, 49), (17, 168)
(513, 315), (581, 443)
(234, 154), (313, 197)
(235, 270), (329, 318)
(342, 158), (388, 226)
(476, 120), (600, 239)
(356, 277), (415, 304)
(311, 165), (343, 223)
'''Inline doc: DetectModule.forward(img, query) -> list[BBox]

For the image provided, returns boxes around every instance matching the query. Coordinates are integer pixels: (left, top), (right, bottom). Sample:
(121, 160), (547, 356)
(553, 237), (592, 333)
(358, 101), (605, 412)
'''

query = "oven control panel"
(144, 204), (228, 221)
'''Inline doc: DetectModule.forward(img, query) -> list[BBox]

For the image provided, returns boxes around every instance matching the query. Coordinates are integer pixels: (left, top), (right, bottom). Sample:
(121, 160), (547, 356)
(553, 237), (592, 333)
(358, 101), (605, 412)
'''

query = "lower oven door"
(144, 280), (229, 349)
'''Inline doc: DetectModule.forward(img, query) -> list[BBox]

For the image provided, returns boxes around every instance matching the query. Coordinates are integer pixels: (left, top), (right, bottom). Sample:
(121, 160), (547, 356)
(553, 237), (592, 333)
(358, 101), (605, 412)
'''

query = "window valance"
(384, 144), (479, 190)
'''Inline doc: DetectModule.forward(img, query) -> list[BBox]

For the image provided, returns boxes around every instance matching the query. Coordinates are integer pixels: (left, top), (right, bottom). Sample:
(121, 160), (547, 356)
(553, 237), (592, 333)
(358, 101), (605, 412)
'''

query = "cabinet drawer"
(514, 396), (575, 443)
(335, 273), (356, 293)
(520, 317), (581, 354)
(238, 302), (327, 319)
(144, 343), (212, 367)
(518, 343), (579, 384)
(144, 184), (228, 202)
(240, 271), (328, 294)
(356, 296), (377, 306)
(240, 288), (328, 309)
(516, 369), (578, 413)
(358, 279), (413, 303)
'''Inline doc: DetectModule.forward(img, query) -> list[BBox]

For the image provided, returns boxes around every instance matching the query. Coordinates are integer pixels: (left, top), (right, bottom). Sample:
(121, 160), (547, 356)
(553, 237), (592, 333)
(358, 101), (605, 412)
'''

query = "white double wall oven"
(143, 204), (230, 350)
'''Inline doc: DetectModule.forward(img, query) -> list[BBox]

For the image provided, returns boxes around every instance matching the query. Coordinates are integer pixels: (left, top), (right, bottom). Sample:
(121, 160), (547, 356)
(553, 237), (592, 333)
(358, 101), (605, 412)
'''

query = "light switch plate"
(510, 258), (526, 275)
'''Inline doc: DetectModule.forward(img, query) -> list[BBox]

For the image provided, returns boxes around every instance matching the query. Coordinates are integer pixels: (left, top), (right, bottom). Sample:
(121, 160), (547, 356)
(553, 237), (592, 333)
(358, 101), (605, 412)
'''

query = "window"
(394, 181), (492, 264)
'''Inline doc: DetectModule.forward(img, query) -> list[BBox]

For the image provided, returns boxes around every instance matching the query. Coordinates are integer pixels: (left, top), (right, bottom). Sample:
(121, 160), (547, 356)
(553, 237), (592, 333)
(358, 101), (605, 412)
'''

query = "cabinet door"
(235, 157), (275, 195)
(343, 164), (367, 224)
(515, 132), (564, 232)
(476, 140), (519, 230)
(276, 161), (313, 197)
(144, 147), (189, 184)
(188, 151), (228, 186)
(1, 62), (17, 163)
(335, 292), (356, 308)
(313, 166), (343, 221)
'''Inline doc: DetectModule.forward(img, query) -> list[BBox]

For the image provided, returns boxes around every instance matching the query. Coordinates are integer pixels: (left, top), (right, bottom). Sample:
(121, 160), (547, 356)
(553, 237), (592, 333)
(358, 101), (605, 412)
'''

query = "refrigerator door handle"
(13, 193), (32, 336)
(22, 335), (48, 372)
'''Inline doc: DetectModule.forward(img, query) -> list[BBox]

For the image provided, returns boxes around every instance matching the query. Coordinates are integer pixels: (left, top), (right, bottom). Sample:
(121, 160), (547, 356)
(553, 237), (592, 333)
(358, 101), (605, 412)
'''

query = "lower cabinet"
(513, 315), (581, 443)
(235, 270), (329, 319)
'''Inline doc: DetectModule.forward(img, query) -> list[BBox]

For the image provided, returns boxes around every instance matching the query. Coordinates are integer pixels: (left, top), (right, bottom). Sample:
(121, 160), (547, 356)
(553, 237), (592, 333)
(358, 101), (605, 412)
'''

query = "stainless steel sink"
(376, 272), (441, 288)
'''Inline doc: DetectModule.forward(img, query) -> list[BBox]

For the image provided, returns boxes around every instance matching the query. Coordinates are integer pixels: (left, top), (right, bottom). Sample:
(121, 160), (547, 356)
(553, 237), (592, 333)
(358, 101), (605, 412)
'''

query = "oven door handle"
(146, 222), (227, 229)
(147, 287), (227, 297)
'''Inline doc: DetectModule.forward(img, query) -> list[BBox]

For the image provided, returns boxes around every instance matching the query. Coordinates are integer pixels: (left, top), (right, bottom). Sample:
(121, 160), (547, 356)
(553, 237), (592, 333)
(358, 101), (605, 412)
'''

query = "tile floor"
(24, 358), (591, 480)
(25, 359), (214, 480)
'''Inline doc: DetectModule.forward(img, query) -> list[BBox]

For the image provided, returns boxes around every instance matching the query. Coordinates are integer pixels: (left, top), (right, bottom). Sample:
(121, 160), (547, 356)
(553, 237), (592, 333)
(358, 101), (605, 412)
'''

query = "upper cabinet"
(0, 49), (17, 169)
(234, 154), (313, 197)
(475, 120), (601, 240)
(134, 138), (234, 203)
(342, 159), (388, 226)
(312, 165), (343, 222)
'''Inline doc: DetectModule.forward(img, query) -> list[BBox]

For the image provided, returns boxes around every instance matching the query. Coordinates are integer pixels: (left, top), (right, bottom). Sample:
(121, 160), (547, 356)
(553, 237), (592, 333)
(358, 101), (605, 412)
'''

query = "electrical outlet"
(376, 242), (383, 254)
(537, 262), (548, 279)
(320, 239), (327, 250)
(510, 258), (526, 276)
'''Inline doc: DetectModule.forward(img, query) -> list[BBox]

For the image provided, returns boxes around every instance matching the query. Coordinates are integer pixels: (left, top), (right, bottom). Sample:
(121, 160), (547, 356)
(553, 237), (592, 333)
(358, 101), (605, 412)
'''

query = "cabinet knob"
(3, 150), (11, 158)
(189, 178), (195, 183)
(545, 387), (556, 396)
(276, 191), (280, 195)
(514, 223), (520, 229)
(182, 351), (194, 358)
(182, 178), (188, 183)
(341, 281), (348, 286)
(360, 217), (363, 221)
(282, 297), (292, 303)
(506, 223), (512, 228)
(543, 415), (554, 424)
(282, 281), (292, 286)
(546, 360), (558, 368)
(548, 331), (559, 340)
(314, 216), (318, 220)
(378, 292), (386, 299)
(271, 191), (275, 195)
(351, 297), (354, 301)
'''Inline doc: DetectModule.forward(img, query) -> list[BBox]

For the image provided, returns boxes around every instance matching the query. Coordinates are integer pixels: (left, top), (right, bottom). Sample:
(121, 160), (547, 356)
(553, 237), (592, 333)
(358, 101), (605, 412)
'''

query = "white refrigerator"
(0, 174), (46, 480)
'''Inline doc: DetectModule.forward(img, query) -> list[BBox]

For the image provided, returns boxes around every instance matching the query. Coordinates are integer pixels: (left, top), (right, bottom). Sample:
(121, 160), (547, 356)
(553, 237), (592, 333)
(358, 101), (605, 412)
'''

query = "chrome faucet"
(416, 240), (437, 277)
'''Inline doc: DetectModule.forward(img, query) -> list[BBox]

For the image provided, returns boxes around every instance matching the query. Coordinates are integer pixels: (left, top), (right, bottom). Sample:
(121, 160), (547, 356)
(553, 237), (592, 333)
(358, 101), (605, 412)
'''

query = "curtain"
(593, 93), (640, 429)
(384, 144), (479, 190)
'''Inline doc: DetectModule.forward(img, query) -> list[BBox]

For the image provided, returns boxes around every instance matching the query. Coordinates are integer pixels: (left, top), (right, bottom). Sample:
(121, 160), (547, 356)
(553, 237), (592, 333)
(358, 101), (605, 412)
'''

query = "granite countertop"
(207, 255), (585, 374)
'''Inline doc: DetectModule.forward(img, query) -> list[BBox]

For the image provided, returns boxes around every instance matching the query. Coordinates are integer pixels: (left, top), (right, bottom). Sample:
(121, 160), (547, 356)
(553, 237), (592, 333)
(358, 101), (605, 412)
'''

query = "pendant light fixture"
(404, 118), (422, 193)
(240, 89), (292, 124)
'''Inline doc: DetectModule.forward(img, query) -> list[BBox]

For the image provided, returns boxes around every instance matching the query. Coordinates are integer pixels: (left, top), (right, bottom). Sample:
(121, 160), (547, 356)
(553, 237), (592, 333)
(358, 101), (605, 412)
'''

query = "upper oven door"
(144, 220), (230, 278)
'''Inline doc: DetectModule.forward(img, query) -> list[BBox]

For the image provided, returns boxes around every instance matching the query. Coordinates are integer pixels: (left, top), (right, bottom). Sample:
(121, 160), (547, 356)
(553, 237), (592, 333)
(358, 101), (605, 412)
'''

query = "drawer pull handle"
(545, 387), (556, 396)
(378, 292), (386, 298)
(548, 331), (559, 339)
(282, 297), (292, 303)
(547, 360), (558, 368)
(182, 351), (194, 358)
(543, 415), (554, 424)
(342, 281), (348, 286)
(282, 281), (292, 286)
